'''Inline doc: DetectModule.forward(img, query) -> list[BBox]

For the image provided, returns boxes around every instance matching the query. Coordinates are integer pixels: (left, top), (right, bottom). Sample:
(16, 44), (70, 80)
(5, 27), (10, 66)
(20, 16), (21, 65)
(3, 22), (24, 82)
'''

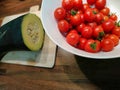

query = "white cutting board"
(0, 5), (57, 68)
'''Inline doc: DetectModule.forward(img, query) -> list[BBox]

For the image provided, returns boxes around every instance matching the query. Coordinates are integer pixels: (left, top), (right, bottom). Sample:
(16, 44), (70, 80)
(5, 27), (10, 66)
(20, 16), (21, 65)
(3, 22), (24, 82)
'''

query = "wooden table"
(0, 0), (120, 90)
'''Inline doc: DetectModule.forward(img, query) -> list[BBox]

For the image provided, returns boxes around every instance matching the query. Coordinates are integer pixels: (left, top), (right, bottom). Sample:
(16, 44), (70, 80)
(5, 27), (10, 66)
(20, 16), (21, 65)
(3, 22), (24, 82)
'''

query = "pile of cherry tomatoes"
(54, 0), (120, 53)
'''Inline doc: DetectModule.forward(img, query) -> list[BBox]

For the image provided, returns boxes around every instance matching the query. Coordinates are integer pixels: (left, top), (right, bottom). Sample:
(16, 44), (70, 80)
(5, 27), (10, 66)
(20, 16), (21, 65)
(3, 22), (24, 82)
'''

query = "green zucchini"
(0, 13), (44, 58)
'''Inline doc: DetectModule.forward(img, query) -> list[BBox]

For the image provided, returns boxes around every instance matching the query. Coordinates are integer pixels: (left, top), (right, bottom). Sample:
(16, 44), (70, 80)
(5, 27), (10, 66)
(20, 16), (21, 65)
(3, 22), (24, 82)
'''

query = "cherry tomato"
(70, 13), (84, 26)
(112, 26), (120, 38)
(100, 7), (110, 16)
(103, 15), (109, 22)
(101, 38), (114, 52)
(54, 0), (120, 53)
(95, 12), (104, 24)
(95, 0), (106, 10)
(65, 11), (71, 22)
(73, 0), (83, 10)
(87, 22), (97, 29)
(102, 19), (115, 33)
(84, 39), (101, 53)
(82, 3), (90, 12)
(93, 25), (105, 40)
(54, 7), (66, 21)
(109, 14), (118, 22)
(87, 0), (96, 5)
(78, 37), (87, 50)
(69, 29), (78, 34)
(81, 26), (93, 39)
(76, 23), (85, 33)
(77, 10), (83, 14)
(92, 8), (99, 14)
(66, 31), (80, 46)
(105, 34), (119, 46)
(62, 0), (74, 10)
(58, 20), (70, 33)
(84, 8), (96, 22)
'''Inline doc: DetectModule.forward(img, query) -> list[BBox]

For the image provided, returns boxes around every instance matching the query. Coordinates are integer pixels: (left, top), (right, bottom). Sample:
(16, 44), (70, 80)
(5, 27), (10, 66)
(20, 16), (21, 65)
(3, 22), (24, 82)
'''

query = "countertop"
(0, 0), (120, 90)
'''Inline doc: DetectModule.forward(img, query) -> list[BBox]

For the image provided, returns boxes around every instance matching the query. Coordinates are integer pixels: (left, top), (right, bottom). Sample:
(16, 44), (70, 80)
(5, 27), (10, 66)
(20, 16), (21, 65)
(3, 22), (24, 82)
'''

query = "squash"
(0, 13), (44, 58)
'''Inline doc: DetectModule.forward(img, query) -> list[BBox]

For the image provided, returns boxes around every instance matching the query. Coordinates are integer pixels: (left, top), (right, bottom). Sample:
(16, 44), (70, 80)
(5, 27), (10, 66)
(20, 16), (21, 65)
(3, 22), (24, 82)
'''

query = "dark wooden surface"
(0, 0), (120, 90)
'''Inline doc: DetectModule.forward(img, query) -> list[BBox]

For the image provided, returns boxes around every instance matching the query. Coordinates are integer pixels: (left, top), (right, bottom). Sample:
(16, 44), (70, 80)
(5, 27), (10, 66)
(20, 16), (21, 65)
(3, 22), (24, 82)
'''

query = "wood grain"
(0, 48), (100, 90)
(0, 0), (42, 18)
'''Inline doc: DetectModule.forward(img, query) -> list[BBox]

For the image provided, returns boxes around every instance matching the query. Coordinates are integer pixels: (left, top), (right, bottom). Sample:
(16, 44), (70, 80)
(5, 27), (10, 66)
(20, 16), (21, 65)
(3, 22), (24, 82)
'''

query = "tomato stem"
(117, 20), (120, 27)
(93, 11), (97, 14)
(97, 32), (105, 41)
(90, 42), (96, 50)
(109, 12), (116, 16)
(70, 9), (77, 16)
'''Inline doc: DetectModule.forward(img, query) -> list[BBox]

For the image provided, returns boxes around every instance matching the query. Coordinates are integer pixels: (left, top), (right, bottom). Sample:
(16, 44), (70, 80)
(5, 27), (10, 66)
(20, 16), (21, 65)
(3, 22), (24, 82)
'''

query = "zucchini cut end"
(21, 14), (45, 51)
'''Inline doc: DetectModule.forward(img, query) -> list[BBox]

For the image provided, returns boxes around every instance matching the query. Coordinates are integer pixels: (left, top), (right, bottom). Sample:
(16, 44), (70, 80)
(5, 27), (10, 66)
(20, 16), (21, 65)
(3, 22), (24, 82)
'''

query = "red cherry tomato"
(58, 20), (70, 33)
(82, 3), (90, 12)
(112, 26), (120, 38)
(92, 8), (99, 14)
(69, 29), (78, 34)
(84, 39), (101, 53)
(87, 22), (97, 29)
(77, 10), (83, 14)
(105, 34), (119, 46)
(109, 14), (118, 22)
(101, 38), (114, 52)
(70, 13), (84, 26)
(95, 12), (104, 24)
(100, 7), (110, 16)
(54, 7), (66, 21)
(78, 37), (87, 50)
(66, 31), (80, 46)
(87, 0), (96, 5)
(65, 11), (71, 22)
(102, 19), (115, 33)
(93, 25), (105, 40)
(73, 0), (83, 10)
(62, 0), (74, 10)
(76, 23), (85, 33)
(95, 0), (106, 10)
(84, 8), (96, 22)
(79, 14), (84, 23)
(103, 15), (109, 22)
(54, 0), (120, 53)
(81, 26), (93, 39)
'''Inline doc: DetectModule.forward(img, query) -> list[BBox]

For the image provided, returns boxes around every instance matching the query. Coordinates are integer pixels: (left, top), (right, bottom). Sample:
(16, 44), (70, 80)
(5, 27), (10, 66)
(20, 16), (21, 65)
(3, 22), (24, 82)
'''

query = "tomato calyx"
(116, 20), (120, 27)
(70, 9), (77, 16)
(90, 42), (97, 50)
(109, 13), (116, 17)
(92, 10), (98, 14)
(84, 40), (101, 53)
(97, 32), (105, 41)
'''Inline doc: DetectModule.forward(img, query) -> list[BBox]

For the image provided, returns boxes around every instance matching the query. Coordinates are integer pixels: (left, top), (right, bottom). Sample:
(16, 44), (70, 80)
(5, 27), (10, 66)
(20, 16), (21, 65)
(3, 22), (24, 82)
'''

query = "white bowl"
(41, 0), (120, 59)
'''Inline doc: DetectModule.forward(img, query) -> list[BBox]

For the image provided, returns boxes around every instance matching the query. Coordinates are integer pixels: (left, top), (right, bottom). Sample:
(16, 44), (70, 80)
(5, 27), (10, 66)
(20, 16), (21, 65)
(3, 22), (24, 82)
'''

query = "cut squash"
(0, 13), (44, 58)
